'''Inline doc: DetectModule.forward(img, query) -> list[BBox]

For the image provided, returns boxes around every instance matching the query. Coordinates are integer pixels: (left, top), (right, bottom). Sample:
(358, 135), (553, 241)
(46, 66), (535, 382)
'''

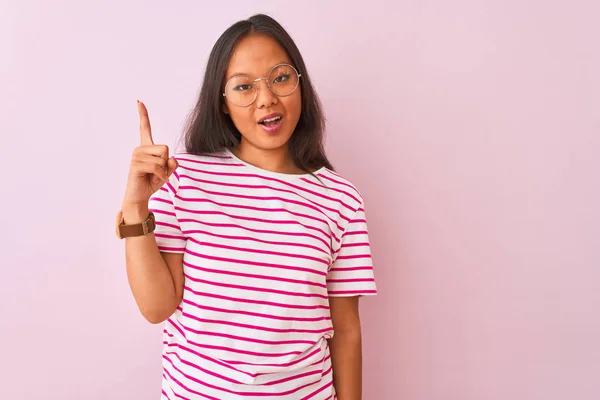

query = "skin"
(122, 101), (184, 325)
(123, 34), (364, 399)
(222, 33), (304, 174)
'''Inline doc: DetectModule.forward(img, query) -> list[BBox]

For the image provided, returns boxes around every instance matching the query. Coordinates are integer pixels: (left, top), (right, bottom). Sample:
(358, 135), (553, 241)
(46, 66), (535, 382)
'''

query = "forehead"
(226, 34), (291, 78)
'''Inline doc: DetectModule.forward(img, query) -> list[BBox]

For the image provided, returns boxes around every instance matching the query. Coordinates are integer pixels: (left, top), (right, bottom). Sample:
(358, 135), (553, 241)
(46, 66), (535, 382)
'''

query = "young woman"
(117, 14), (377, 400)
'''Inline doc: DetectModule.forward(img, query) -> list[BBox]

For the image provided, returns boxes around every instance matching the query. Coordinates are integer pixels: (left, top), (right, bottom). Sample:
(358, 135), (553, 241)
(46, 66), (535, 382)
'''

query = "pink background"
(2, 0), (599, 399)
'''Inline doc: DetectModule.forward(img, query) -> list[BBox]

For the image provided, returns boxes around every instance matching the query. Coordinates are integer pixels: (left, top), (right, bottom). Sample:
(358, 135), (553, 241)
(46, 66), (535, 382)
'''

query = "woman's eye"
(233, 84), (253, 91)
(272, 74), (290, 84)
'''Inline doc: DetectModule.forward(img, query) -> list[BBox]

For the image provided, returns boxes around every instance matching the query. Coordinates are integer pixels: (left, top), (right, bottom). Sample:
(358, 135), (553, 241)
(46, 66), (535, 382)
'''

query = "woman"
(117, 13), (377, 400)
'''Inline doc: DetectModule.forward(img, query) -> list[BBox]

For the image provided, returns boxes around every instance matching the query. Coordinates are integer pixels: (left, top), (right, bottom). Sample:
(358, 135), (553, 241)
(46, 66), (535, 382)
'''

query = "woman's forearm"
(328, 329), (363, 400)
(123, 205), (179, 324)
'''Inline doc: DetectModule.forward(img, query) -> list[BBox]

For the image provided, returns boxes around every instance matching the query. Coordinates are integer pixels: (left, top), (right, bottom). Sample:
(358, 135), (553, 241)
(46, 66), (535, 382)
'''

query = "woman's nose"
(254, 79), (278, 108)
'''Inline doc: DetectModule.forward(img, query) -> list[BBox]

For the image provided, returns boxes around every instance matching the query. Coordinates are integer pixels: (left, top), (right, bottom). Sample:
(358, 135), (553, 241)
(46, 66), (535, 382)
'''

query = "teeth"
(262, 116), (281, 123)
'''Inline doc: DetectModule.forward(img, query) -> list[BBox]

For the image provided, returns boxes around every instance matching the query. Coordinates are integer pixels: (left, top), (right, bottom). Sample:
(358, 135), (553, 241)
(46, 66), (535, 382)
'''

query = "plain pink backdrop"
(2, 0), (599, 399)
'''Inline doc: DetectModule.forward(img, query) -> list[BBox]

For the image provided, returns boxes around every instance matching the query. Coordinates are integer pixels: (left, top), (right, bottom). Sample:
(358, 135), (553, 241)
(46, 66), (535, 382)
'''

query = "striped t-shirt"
(149, 149), (377, 399)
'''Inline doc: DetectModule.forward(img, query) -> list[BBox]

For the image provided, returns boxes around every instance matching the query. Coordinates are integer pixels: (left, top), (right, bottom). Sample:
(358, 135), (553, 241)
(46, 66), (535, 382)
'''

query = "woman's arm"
(123, 205), (184, 324)
(328, 296), (363, 400)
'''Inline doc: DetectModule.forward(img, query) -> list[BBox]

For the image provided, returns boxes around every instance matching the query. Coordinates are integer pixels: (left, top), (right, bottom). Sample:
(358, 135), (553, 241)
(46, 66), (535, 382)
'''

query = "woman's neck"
(232, 142), (306, 175)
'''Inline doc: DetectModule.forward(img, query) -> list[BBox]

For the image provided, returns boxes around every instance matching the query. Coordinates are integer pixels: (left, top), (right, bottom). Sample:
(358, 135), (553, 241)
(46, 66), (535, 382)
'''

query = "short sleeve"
(148, 169), (187, 253)
(327, 204), (377, 297)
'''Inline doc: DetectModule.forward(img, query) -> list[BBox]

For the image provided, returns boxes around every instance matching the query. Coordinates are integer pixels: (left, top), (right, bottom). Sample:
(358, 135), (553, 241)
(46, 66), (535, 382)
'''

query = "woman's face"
(223, 34), (302, 153)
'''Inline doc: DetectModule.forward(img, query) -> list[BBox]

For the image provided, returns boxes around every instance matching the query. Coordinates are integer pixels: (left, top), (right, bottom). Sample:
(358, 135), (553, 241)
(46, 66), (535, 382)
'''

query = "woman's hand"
(122, 101), (178, 211)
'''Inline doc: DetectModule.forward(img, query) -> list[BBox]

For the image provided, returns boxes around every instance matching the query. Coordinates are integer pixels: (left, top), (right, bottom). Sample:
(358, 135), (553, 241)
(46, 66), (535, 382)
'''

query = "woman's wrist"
(121, 202), (150, 224)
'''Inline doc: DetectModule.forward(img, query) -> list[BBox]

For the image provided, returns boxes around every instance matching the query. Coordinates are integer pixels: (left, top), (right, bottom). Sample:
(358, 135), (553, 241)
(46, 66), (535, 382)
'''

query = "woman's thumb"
(167, 157), (178, 177)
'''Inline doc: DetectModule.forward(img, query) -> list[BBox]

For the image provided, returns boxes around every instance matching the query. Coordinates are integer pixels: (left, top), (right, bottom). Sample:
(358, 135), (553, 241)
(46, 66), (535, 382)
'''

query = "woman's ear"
(222, 103), (230, 115)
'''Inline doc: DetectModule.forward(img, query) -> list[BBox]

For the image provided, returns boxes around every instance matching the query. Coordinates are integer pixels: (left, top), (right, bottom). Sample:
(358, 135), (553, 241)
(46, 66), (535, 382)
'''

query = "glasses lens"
(268, 65), (299, 96)
(225, 76), (256, 106)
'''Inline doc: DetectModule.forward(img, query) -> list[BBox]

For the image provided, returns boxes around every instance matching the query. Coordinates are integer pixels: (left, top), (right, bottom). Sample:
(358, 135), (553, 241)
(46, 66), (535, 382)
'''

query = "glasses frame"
(222, 63), (302, 107)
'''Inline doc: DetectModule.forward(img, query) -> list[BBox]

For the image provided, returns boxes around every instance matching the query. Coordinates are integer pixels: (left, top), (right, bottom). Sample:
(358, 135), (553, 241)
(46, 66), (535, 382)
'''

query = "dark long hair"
(183, 13), (334, 173)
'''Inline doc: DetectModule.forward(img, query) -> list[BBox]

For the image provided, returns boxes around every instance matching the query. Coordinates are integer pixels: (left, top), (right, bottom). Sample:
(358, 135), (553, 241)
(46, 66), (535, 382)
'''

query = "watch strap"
(116, 211), (156, 239)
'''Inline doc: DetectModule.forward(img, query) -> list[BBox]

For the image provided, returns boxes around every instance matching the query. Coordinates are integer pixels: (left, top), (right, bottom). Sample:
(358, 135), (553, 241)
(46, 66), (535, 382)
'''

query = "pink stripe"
(181, 298), (331, 322)
(261, 367), (322, 387)
(165, 338), (301, 357)
(176, 315), (318, 345)
(151, 196), (176, 208)
(176, 157), (245, 167)
(161, 389), (171, 400)
(179, 173), (353, 224)
(182, 227), (328, 255)
(183, 287), (330, 310)
(180, 219), (330, 250)
(335, 254), (371, 260)
(309, 353), (331, 367)
(158, 246), (186, 252)
(153, 191), (174, 204)
(326, 278), (375, 283)
(176, 346), (253, 378)
(222, 347), (321, 367)
(173, 169), (180, 180)
(328, 290), (377, 295)
(166, 334), (326, 380)
(262, 349), (330, 387)
(167, 318), (187, 339)
(301, 375), (333, 400)
(155, 233), (186, 241)
(178, 184), (347, 228)
(167, 347), (330, 390)
(177, 165), (356, 212)
(156, 221), (181, 231)
(177, 152), (232, 159)
(172, 389), (191, 399)
(325, 169), (341, 178)
(164, 355), (327, 397)
(165, 351), (243, 384)
(166, 181), (177, 194)
(183, 260), (327, 288)
(151, 208), (177, 217)
(184, 248), (327, 277)
(162, 366), (219, 399)
(184, 273), (330, 300)
(174, 202), (336, 243)
(329, 266), (373, 272)
(340, 242), (369, 248)
(342, 230), (368, 238)
(168, 350), (328, 392)
(300, 176), (361, 203)
(163, 333), (257, 378)
(187, 237), (329, 265)
(178, 306), (332, 334)
(318, 173), (362, 197)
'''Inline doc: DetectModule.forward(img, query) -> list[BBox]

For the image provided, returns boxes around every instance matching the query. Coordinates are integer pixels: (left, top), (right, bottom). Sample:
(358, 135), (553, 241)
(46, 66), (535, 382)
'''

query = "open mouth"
(258, 116), (283, 127)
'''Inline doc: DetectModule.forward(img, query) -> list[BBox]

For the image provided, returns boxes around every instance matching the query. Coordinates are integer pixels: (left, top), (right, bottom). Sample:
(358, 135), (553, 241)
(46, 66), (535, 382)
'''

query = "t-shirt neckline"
(224, 148), (325, 180)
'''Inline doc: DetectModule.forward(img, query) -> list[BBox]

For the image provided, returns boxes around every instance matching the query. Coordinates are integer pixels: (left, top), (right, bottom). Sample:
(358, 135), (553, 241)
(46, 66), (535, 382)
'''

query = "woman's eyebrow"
(227, 72), (247, 79)
(226, 62), (291, 80)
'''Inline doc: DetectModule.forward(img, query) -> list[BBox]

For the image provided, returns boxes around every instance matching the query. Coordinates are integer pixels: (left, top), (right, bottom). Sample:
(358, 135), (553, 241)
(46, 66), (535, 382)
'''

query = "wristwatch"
(115, 210), (156, 239)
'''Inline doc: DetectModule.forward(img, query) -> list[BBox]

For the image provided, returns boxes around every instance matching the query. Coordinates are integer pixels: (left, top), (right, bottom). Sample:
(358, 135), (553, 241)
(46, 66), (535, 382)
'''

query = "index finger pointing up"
(137, 100), (154, 146)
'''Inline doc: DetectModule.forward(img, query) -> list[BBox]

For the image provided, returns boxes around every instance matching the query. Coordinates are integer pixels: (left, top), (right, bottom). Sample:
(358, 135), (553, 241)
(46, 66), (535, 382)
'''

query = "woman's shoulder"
(313, 168), (365, 209)
(173, 149), (239, 169)
(174, 149), (229, 161)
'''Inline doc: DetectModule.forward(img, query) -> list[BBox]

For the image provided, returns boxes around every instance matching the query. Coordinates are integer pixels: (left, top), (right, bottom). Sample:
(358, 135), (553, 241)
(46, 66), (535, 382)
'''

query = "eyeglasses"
(223, 63), (302, 107)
